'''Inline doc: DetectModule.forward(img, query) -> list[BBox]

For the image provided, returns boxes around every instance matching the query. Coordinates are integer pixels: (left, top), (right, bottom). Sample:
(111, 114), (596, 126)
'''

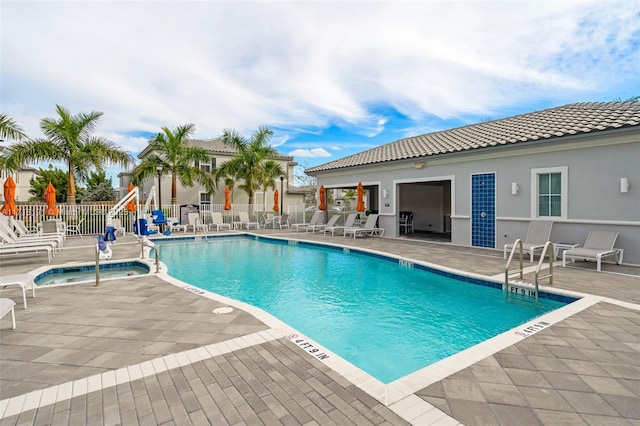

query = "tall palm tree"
(6, 105), (133, 204)
(0, 113), (27, 142)
(216, 126), (282, 208)
(259, 160), (285, 210)
(133, 124), (216, 205)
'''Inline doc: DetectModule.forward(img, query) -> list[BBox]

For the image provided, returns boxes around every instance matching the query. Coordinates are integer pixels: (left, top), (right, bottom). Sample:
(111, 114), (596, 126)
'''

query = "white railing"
(8, 203), (309, 236)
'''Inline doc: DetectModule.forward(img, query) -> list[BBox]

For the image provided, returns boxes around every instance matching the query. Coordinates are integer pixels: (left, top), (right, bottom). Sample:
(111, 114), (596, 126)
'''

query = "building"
(306, 102), (640, 264)
(0, 166), (39, 203)
(119, 138), (305, 210)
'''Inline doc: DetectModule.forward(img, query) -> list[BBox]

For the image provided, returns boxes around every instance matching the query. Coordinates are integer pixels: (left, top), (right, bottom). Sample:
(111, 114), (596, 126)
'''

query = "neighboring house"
(306, 102), (640, 265)
(120, 138), (304, 209)
(0, 167), (39, 203)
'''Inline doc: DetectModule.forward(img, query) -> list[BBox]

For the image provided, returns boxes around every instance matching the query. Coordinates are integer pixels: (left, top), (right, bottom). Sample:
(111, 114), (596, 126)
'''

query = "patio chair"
(208, 212), (232, 231)
(562, 231), (622, 272)
(0, 298), (16, 330)
(13, 219), (39, 236)
(273, 213), (290, 229)
(307, 214), (339, 234)
(503, 221), (553, 262)
(167, 217), (188, 233)
(323, 213), (358, 236)
(399, 212), (414, 234)
(0, 222), (63, 252)
(0, 274), (36, 309)
(291, 211), (322, 232)
(237, 212), (259, 230)
(187, 213), (208, 233)
(344, 214), (384, 238)
(66, 218), (85, 237)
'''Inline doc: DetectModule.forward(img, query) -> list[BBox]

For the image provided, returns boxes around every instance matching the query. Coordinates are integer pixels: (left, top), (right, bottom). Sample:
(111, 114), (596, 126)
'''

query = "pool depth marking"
(514, 320), (551, 337)
(286, 334), (331, 361)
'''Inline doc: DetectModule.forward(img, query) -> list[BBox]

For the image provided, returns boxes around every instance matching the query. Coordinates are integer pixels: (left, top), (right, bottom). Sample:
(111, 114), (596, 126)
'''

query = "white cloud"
(288, 148), (332, 158)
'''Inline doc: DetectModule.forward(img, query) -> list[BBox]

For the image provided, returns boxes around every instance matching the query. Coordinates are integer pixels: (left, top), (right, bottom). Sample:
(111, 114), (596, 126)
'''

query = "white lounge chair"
(563, 231), (623, 272)
(208, 212), (232, 231)
(307, 214), (340, 234)
(292, 211), (323, 232)
(66, 218), (85, 237)
(0, 243), (53, 262)
(344, 214), (384, 238)
(0, 298), (16, 330)
(323, 213), (358, 236)
(0, 220), (63, 250)
(0, 274), (36, 309)
(0, 227), (60, 254)
(166, 217), (187, 233)
(504, 221), (553, 262)
(187, 213), (208, 233)
(13, 219), (39, 236)
(273, 213), (290, 229)
(237, 212), (259, 230)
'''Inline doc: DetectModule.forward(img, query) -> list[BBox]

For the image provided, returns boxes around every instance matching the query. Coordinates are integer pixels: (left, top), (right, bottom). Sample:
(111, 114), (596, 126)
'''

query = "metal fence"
(10, 203), (311, 236)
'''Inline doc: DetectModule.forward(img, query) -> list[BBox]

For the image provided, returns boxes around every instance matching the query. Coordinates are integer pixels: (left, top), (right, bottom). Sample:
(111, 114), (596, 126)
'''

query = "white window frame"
(196, 159), (215, 173)
(199, 191), (211, 206)
(530, 166), (568, 220)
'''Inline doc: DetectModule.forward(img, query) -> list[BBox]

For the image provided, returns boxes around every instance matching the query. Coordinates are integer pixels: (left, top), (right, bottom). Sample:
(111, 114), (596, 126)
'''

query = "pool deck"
(0, 230), (638, 425)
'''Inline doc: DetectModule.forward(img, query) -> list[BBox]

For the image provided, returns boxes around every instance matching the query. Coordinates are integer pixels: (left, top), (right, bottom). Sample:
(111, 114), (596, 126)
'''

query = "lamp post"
(280, 176), (284, 215)
(156, 165), (163, 210)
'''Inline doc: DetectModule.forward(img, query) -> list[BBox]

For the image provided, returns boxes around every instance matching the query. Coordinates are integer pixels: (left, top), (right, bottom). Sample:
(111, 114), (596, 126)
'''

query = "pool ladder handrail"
(504, 238), (524, 285)
(140, 239), (160, 273)
(534, 242), (554, 296)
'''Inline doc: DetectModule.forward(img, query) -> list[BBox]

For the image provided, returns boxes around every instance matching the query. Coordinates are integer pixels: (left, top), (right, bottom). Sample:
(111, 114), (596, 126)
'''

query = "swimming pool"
(35, 261), (150, 286)
(158, 236), (574, 383)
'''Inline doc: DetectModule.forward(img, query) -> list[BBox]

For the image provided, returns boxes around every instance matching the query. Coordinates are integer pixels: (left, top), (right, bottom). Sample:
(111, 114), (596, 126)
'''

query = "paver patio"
(0, 230), (638, 425)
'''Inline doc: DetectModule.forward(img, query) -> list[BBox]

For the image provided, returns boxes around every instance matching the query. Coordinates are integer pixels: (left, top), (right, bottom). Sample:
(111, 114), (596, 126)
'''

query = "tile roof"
(138, 138), (293, 161)
(306, 102), (640, 173)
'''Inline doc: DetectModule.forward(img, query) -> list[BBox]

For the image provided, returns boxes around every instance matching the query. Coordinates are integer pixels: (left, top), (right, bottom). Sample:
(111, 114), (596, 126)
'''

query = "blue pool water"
(158, 237), (572, 383)
(35, 261), (150, 286)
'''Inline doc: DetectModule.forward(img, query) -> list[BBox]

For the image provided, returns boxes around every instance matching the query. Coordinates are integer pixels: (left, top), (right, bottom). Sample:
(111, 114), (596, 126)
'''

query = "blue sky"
(2, 1), (639, 186)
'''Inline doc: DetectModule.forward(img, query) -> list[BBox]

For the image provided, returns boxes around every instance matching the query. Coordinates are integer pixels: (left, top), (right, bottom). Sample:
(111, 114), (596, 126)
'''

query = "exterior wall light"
(620, 177), (629, 193)
(511, 182), (519, 195)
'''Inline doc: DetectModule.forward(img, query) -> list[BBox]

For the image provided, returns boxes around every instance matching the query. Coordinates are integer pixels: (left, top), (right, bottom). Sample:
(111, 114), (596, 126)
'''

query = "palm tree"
(216, 126), (282, 209)
(132, 124), (216, 205)
(259, 160), (286, 211)
(6, 105), (133, 204)
(0, 113), (27, 142)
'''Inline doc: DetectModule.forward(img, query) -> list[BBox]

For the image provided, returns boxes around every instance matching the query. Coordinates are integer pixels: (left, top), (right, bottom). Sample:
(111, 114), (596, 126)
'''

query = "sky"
(2, 0), (639, 187)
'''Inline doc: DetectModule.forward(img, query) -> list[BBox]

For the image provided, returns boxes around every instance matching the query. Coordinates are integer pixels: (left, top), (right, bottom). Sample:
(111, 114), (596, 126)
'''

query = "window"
(199, 192), (211, 205)
(196, 158), (216, 173)
(531, 166), (567, 219)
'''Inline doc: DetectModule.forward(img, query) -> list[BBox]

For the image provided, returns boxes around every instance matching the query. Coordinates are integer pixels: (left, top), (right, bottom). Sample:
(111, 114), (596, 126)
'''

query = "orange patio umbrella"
(356, 182), (365, 212)
(44, 182), (59, 216)
(224, 186), (232, 210)
(273, 189), (279, 212)
(125, 183), (136, 212)
(318, 185), (326, 210)
(0, 176), (18, 216)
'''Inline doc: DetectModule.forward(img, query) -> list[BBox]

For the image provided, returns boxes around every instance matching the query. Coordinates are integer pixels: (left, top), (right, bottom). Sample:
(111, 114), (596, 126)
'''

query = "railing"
(140, 238), (160, 273)
(534, 242), (554, 299)
(504, 238), (524, 290)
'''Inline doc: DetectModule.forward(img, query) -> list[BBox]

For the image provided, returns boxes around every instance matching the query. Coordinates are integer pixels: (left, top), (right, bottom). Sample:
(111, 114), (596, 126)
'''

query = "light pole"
(156, 165), (163, 210)
(279, 176), (284, 215)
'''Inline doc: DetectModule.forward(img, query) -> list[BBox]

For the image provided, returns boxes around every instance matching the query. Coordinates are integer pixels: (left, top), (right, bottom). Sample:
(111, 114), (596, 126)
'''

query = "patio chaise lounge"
(292, 211), (322, 232)
(503, 221), (553, 262)
(207, 212), (232, 231)
(236, 212), (259, 230)
(562, 230), (623, 272)
(344, 214), (384, 238)
(0, 221), (64, 251)
(0, 298), (16, 330)
(0, 274), (36, 309)
(0, 243), (53, 263)
(306, 214), (339, 234)
(324, 213), (358, 236)
(187, 213), (208, 233)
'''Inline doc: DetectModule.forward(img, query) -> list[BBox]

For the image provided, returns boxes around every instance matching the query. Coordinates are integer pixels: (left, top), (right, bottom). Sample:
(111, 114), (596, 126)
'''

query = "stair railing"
(533, 241), (554, 301)
(504, 239), (523, 293)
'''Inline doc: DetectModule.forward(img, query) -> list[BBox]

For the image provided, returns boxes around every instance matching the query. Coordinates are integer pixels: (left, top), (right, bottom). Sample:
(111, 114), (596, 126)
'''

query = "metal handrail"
(534, 241), (554, 300)
(504, 239), (524, 293)
(140, 238), (160, 273)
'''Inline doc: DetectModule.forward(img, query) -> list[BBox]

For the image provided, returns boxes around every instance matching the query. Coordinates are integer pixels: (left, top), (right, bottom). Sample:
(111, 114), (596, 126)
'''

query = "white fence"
(9, 203), (310, 236)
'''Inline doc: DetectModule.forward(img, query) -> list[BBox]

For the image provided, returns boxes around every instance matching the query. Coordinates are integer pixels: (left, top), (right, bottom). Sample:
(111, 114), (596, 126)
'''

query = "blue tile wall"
(471, 173), (496, 248)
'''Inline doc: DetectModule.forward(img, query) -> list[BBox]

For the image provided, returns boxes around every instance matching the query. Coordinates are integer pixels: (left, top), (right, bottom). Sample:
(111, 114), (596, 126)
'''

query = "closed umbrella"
(44, 182), (58, 216)
(0, 176), (18, 216)
(273, 189), (279, 212)
(125, 183), (136, 212)
(224, 186), (232, 210)
(318, 185), (326, 210)
(356, 182), (365, 212)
